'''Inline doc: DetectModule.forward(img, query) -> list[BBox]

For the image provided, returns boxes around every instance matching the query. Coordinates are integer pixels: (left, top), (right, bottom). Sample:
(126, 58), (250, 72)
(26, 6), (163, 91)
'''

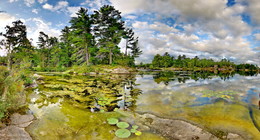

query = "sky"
(0, 0), (259, 65)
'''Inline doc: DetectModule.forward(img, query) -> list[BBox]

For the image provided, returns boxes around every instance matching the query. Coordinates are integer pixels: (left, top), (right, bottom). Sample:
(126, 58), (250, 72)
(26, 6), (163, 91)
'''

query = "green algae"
(135, 85), (260, 139)
(26, 73), (260, 140)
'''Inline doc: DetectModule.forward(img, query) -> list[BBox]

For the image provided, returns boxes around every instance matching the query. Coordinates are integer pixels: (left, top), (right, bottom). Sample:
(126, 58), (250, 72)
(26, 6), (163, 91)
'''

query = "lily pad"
(132, 125), (138, 129)
(107, 118), (118, 125)
(115, 129), (131, 138)
(135, 131), (142, 136)
(130, 128), (137, 133)
(116, 122), (130, 129)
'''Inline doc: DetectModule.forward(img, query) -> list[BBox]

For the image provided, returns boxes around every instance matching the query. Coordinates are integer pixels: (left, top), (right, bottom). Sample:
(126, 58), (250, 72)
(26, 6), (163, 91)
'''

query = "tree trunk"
(86, 47), (89, 65)
(109, 49), (112, 65)
(7, 46), (11, 70)
(125, 38), (128, 56)
(1, 86), (8, 101)
(7, 54), (11, 70)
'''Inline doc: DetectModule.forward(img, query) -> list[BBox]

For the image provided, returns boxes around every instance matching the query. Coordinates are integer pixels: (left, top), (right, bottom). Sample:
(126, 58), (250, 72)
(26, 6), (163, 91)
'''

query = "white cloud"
(80, 0), (108, 11)
(38, 0), (47, 4)
(254, 33), (260, 40)
(25, 18), (61, 46)
(0, 13), (17, 56)
(247, 0), (260, 24)
(9, 0), (19, 3)
(67, 7), (81, 17)
(111, 0), (259, 65)
(125, 15), (137, 20)
(43, 3), (53, 10)
(130, 20), (259, 65)
(42, 1), (69, 12)
(32, 9), (38, 14)
(0, 13), (16, 32)
(24, 0), (35, 7)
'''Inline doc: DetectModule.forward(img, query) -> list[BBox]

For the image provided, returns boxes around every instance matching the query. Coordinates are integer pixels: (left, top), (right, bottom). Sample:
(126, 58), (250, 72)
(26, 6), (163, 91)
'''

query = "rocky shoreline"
(0, 113), (34, 140)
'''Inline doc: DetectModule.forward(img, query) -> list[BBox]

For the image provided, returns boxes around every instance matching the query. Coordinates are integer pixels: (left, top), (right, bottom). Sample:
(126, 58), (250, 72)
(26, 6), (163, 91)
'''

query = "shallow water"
(26, 72), (260, 139)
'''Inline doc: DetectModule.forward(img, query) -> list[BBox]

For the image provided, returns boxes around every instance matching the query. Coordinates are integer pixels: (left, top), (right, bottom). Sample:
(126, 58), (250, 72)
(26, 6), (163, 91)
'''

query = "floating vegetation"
(38, 74), (141, 112)
(107, 117), (142, 138)
(107, 118), (119, 125)
(117, 122), (130, 129)
(115, 129), (131, 138)
(201, 90), (237, 100)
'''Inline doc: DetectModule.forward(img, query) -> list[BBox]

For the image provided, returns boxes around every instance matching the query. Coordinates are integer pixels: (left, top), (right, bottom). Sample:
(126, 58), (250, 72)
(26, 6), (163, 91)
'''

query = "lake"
(25, 71), (260, 140)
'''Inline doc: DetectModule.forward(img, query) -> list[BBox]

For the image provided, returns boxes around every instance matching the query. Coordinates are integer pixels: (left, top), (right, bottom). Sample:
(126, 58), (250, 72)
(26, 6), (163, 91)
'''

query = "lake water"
(26, 71), (260, 140)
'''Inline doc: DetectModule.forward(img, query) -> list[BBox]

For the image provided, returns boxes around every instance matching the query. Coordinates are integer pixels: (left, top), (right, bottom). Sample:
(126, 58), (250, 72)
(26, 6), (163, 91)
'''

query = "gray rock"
(140, 114), (218, 140)
(10, 113), (34, 128)
(0, 126), (32, 140)
(227, 133), (244, 140)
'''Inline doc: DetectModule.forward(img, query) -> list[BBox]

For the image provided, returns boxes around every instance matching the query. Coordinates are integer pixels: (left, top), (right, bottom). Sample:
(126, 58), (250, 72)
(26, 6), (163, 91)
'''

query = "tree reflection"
(153, 71), (257, 85)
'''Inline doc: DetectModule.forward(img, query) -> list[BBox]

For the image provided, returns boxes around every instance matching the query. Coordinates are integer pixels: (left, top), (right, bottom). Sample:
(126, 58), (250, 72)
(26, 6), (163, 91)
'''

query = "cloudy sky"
(0, 0), (259, 65)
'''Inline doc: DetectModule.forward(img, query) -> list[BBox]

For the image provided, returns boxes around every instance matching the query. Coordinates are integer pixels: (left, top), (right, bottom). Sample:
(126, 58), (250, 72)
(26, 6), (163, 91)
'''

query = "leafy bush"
(0, 66), (30, 120)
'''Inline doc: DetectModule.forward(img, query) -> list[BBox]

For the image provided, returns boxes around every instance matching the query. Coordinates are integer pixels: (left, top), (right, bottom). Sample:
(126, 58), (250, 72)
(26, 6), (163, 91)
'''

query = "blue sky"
(0, 0), (259, 65)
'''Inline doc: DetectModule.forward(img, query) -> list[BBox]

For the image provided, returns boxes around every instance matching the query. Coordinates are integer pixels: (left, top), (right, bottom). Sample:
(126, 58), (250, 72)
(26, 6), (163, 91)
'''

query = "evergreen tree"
(93, 5), (125, 65)
(2, 20), (33, 69)
(70, 7), (94, 65)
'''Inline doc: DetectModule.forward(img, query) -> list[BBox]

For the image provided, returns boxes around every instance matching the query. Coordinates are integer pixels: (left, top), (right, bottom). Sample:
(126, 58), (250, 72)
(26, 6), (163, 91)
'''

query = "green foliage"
(149, 53), (246, 70)
(0, 101), (8, 120)
(236, 64), (259, 71)
(0, 66), (32, 120)
(115, 129), (131, 138)
(0, 5), (141, 73)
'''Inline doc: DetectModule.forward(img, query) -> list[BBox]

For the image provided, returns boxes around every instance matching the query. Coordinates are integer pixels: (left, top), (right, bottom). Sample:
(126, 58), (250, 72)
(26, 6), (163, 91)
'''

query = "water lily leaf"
(116, 122), (130, 129)
(107, 118), (118, 125)
(130, 128), (137, 133)
(132, 125), (138, 129)
(115, 129), (131, 138)
(135, 131), (142, 136)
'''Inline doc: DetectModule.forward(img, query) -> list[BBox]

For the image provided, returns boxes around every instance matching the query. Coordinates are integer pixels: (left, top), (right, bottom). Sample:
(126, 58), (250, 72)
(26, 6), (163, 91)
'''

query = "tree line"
(0, 5), (142, 71)
(139, 52), (259, 71)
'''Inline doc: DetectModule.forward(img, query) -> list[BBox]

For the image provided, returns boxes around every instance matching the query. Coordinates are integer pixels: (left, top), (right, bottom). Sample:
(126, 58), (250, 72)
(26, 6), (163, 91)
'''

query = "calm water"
(26, 72), (260, 140)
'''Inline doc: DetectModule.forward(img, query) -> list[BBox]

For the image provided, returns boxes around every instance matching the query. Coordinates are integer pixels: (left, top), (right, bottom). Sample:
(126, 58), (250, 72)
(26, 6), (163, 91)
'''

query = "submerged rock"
(126, 112), (244, 140)
(139, 113), (218, 140)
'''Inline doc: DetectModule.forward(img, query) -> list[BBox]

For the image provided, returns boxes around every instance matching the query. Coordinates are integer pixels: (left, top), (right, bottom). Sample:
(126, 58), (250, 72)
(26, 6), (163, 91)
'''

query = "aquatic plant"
(107, 117), (142, 138)
(115, 129), (131, 138)
(201, 90), (237, 100)
(116, 122), (130, 129)
(107, 118), (118, 125)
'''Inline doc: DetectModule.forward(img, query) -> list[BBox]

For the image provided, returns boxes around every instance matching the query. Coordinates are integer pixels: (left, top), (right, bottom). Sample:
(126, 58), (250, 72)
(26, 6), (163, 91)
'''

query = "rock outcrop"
(0, 113), (34, 140)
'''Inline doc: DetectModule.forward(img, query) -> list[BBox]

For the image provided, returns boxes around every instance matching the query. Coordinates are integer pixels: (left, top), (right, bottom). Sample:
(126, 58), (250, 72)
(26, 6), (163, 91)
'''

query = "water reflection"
(31, 74), (142, 113)
(134, 72), (260, 139)
(27, 71), (260, 139)
(152, 71), (258, 85)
